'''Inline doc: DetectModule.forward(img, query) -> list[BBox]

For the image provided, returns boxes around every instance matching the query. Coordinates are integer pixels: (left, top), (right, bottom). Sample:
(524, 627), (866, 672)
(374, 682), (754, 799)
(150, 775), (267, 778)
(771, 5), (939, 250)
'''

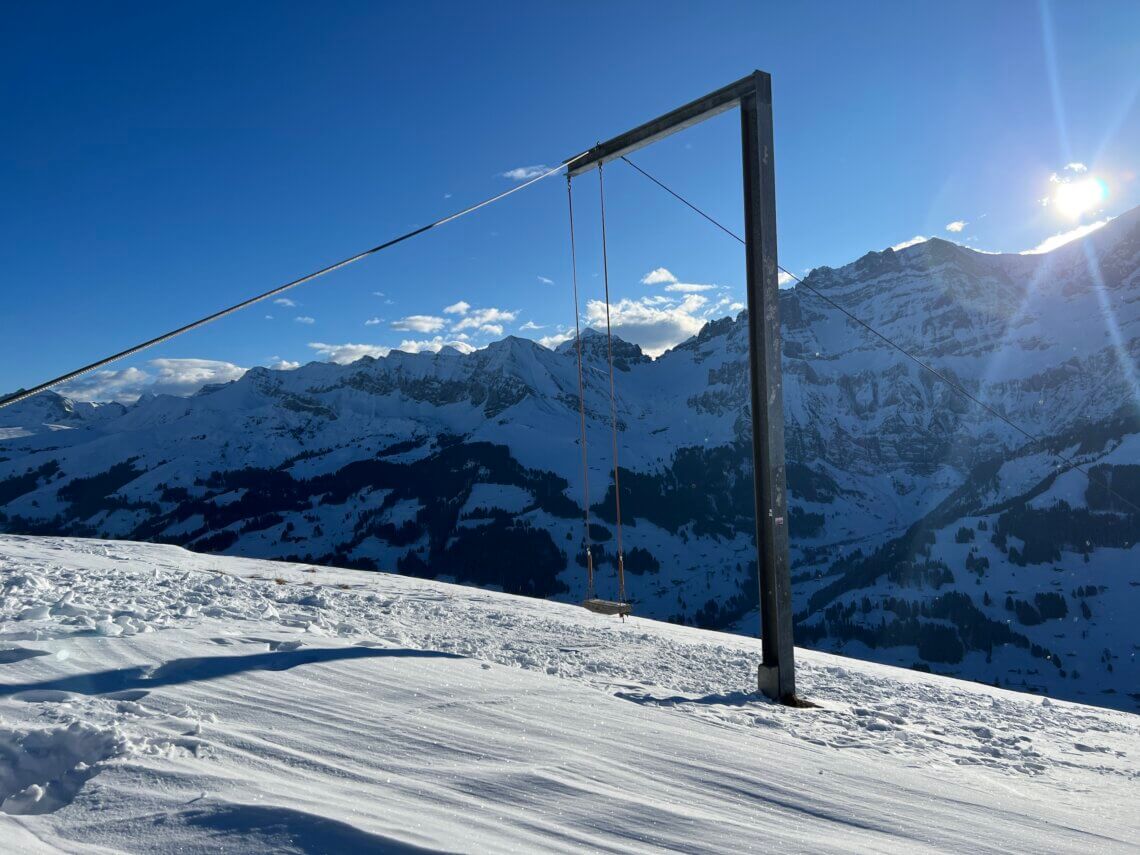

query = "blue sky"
(3, 0), (1138, 400)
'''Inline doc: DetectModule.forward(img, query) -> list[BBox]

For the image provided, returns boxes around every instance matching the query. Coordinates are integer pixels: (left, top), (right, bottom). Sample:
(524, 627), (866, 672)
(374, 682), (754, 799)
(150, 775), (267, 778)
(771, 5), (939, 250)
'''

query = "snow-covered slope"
(0, 536), (1136, 853)
(2, 208), (1139, 711)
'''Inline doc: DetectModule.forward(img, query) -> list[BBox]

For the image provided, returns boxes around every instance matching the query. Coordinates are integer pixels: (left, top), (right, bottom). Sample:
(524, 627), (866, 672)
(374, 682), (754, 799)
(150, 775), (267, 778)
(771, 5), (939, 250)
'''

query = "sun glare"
(1053, 176), (1107, 219)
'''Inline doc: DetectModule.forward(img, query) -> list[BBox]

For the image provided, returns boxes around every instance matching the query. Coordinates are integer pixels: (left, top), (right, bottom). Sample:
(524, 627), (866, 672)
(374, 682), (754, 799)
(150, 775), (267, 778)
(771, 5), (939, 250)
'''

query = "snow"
(0, 536), (1136, 852)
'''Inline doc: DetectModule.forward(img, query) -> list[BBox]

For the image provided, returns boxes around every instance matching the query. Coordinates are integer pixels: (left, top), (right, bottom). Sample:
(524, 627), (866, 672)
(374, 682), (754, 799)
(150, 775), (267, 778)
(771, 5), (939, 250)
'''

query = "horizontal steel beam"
(564, 72), (763, 177)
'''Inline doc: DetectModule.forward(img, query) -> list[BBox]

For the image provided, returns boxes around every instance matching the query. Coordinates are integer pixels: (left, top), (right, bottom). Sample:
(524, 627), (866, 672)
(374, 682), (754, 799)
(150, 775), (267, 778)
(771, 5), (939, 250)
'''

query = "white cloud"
(537, 276), (554, 285)
(729, 302), (745, 313)
(148, 358), (246, 392)
(271, 359), (300, 371)
(1020, 217), (1111, 254)
(395, 337), (477, 355)
(274, 297), (298, 307)
(308, 342), (390, 364)
(443, 301), (471, 315)
(372, 291), (385, 297)
(641, 267), (678, 285)
(519, 320), (545, 331)
(584, 293), (709, 357)
(364, 317), (382, 326)
(945, 220), (967, 233)
(537, 330), (575, 350)
(501, 165), (548, 181)
(1064, 162), (1088, 174)
(778, 270), (797, 288)
(644, 267), (723, 294)
(60, 367), (151, 402)
(59, 358), (247, 403)
(479, 324), (504, 336)
(452, 307), (517, 333)
(264, 314), (274, 320)
(294, 316), (315, 324)
(890, 235), (928, 251)
(391, 314), (447, 333)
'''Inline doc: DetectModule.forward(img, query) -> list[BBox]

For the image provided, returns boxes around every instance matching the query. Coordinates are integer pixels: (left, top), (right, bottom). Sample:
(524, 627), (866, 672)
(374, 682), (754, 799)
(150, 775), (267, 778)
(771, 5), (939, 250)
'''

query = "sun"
(1053, 176), (1107, 219)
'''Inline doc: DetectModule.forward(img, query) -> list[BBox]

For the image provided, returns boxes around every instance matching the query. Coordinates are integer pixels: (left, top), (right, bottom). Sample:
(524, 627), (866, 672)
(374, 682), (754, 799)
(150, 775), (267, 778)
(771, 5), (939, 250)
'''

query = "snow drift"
(0, 536), (1136, 852)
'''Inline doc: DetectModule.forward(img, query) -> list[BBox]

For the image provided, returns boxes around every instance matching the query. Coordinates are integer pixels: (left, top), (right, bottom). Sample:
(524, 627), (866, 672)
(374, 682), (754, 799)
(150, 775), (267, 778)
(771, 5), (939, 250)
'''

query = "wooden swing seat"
(582, 598), (632, 617)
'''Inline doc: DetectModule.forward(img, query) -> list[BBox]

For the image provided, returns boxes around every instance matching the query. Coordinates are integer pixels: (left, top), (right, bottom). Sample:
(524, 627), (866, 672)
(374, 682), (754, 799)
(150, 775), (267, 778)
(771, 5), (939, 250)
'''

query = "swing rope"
(565, 176), (595, 601)
(597, 163), (627, 604)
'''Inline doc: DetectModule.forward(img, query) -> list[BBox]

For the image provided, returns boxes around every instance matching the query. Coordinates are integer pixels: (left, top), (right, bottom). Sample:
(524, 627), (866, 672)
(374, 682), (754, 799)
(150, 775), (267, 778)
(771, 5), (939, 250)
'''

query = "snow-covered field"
(0, 536), (1136, 853)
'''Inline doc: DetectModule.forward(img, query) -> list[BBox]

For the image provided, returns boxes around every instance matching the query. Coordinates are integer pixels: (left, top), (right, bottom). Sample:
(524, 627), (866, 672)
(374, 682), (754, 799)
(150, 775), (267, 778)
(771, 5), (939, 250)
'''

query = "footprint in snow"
(0, 647), (51, 665)
(9, 690), (80, 704)
(266, 640), (304, 652)
(103, 690), (150, 702)
(0, 721), (126, 815)
(1073, 743), (1109, 753)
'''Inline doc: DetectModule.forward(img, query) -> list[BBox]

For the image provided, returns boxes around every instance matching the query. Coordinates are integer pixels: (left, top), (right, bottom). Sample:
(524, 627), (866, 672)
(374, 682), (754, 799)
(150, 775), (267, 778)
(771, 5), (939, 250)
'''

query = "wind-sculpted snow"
(0, 537), (1136, 852)
(2, 208), (1139, 712)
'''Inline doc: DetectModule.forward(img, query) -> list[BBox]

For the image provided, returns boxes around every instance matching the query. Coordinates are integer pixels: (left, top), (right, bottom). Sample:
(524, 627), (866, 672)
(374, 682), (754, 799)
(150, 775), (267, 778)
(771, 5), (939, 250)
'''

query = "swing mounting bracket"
(564, 71), (797, 704)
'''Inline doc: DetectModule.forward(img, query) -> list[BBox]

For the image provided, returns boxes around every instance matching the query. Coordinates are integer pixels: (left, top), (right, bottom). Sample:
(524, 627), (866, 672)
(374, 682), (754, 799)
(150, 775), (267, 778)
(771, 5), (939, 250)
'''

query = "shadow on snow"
(0, 646), (461, 698)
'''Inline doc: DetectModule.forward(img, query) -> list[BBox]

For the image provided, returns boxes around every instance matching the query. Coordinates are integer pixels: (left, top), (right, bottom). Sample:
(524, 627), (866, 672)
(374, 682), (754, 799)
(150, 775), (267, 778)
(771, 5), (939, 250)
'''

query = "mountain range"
(2, 206), (1138, 711)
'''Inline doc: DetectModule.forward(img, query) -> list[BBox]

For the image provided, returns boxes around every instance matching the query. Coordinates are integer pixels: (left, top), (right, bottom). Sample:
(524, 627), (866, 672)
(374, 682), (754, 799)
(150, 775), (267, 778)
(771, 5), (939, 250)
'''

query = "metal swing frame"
(563, 71), (796, 702)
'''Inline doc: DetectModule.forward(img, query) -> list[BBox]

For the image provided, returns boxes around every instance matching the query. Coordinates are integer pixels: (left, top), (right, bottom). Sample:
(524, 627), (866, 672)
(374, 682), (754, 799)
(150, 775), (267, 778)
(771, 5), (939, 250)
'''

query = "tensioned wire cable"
(619, 154), (1140, 518)
(0, 155), (588, 411)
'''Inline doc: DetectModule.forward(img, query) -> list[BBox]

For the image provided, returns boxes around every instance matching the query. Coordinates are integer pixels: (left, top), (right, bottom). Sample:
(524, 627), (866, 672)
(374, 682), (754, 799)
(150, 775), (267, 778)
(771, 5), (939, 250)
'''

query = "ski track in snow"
(0, 535), (1136, 853)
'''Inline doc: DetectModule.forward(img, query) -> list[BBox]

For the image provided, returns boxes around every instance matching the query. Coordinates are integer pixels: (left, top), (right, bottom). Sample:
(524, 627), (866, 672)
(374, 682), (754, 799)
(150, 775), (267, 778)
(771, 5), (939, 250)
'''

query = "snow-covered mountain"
(2, 207), (1138, 711)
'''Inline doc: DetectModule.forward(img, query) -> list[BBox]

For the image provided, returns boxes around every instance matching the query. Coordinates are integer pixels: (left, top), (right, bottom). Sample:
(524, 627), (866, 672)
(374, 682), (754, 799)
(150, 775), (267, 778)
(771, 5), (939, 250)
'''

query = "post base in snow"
(758, 663), (802, 705)
(757, 663), (779, 700)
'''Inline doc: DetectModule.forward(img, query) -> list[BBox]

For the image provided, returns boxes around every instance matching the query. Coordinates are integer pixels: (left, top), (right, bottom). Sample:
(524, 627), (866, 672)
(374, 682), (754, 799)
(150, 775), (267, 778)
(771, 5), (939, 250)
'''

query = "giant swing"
(561, 71), (796, 702)
(0, 70), (798, 703)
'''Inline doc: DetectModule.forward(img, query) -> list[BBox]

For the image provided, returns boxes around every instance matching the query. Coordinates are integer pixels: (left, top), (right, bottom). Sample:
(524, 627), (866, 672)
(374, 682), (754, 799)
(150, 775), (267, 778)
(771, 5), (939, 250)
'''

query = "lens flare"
(1053, 176), (1107, 219)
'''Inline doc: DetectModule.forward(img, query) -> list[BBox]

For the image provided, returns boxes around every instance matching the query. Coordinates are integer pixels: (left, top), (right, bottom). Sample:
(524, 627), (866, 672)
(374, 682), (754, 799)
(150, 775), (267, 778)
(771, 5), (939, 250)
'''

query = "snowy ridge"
(1, 208), (1139, 711)
(0, 537), (1136, 852)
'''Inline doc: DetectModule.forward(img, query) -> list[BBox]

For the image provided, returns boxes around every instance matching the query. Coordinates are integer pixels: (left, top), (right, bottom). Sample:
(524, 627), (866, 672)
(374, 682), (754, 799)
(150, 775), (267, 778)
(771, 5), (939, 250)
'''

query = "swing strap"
(566, 176), (595, 600)
(597, 163), (626, 604)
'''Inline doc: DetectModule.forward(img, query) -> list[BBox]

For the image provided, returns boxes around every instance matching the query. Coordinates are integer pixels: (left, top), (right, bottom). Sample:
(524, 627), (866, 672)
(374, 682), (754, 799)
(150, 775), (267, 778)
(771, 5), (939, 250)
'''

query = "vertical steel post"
(740, 71), (796, 702)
